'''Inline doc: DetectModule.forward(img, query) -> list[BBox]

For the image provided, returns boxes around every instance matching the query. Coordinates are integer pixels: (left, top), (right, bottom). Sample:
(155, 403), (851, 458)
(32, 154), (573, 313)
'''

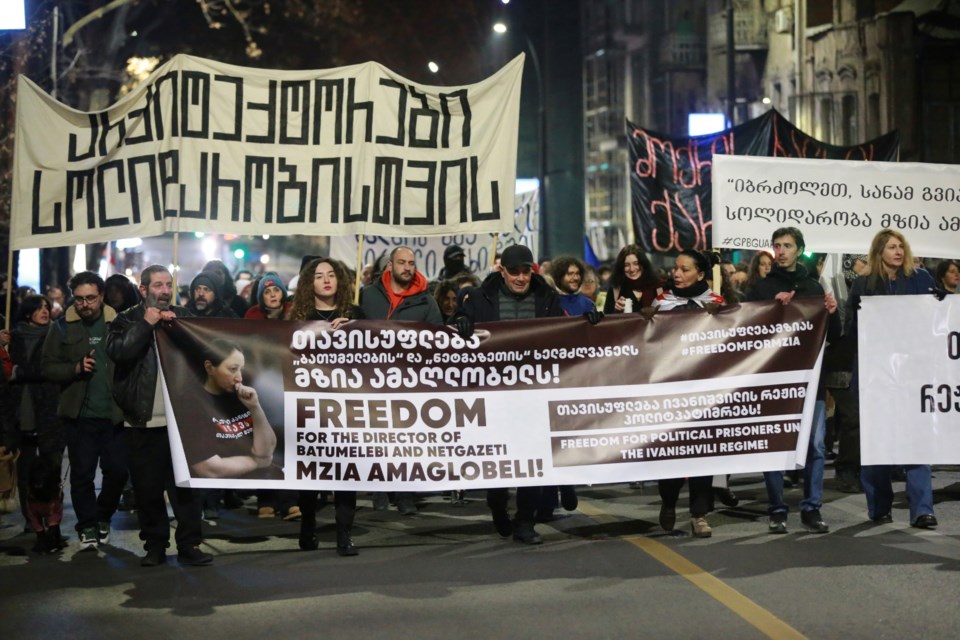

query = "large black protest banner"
(11, 54), (524, 250)
(155, 298), (827, 490)
(627, 109), (900, 253)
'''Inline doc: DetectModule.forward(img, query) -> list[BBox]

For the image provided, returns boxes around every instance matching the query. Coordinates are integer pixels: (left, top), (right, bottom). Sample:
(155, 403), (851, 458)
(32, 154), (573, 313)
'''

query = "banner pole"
(490, 233), (499, 271)
(172, 232), (180, 304)
(3, 247), (13, 331)
(354, 234), (364, 304)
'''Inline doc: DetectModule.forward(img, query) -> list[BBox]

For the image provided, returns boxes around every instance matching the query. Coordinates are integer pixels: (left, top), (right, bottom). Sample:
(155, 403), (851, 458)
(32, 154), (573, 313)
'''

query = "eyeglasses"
(74, 295), (101, 305)
(504, 266), (532, 276)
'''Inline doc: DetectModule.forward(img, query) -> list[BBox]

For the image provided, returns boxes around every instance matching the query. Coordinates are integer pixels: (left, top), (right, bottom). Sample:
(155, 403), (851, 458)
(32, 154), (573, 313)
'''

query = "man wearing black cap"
(437, 244), (471, 281)
(451, 244), (599, 544)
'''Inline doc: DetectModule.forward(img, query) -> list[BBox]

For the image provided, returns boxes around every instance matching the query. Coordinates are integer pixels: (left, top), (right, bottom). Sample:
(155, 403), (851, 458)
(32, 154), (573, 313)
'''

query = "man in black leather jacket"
(106, 264), (210, 568)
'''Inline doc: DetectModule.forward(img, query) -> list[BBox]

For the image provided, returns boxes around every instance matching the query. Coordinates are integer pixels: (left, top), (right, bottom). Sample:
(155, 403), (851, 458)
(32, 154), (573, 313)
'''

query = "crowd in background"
(1, 229), (957, 560)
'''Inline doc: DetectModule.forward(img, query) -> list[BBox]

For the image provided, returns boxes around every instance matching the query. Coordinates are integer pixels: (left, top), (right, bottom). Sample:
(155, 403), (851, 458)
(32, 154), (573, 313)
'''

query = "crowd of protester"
(0, 226), (955, 563)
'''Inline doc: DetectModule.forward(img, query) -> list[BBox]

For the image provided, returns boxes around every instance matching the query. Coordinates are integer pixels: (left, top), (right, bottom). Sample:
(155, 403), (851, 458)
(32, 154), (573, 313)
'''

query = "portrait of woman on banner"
(176, 337), (280, 480)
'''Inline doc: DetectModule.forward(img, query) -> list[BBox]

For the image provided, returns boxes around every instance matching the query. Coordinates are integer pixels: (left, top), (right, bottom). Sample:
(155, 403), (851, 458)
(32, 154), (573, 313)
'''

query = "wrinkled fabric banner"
(157, 298), (827, 490)
(627, 109), (900, 253)
(12, 54), (524, 249)
(859, 296), (960, 464)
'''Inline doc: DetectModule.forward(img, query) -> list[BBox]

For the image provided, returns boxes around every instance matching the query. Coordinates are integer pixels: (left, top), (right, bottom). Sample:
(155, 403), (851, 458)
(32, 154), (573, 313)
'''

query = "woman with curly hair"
(286, 257), (363, 556)
(287, 257), (362, 324)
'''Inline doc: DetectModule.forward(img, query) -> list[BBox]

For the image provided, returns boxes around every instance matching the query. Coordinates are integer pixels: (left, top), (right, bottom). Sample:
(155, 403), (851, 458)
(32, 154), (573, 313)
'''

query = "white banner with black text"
(12, 54), (524, 250)
(712, 155), (960, 258)
(858, 295), (960, 464)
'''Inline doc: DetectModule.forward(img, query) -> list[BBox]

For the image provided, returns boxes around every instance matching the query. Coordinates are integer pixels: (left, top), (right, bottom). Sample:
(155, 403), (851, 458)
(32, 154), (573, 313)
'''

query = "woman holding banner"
(846, 229), (938, 529)
(651, 250), (726, 538)
(180, 338), (278, 481)
(287, 257), (364, 556)
(603, 244), (663, 314)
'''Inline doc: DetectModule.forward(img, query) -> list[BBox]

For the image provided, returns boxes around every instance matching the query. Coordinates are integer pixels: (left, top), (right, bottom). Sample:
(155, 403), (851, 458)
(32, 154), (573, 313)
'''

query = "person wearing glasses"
(452, 244), (600, 545)
(41, 271), (128, 554)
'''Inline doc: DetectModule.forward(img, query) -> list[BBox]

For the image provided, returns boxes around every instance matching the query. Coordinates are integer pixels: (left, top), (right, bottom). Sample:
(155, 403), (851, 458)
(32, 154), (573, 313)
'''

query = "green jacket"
(41, 304), (123, 422)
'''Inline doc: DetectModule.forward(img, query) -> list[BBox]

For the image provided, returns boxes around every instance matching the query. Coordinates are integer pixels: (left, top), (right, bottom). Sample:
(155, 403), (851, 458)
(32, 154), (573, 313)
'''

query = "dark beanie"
(190, 270), (223, 297)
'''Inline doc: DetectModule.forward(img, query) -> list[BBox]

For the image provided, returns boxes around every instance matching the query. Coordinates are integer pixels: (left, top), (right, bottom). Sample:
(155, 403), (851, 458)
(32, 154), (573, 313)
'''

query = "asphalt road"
(1, 466), (958, 640)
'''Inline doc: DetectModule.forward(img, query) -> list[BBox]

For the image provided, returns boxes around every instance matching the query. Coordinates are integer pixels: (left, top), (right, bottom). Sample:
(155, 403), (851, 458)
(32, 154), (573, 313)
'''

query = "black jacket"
(453, 272), (564, 323)
(105, 304), (192, 427)
(359, 278), (442, 324)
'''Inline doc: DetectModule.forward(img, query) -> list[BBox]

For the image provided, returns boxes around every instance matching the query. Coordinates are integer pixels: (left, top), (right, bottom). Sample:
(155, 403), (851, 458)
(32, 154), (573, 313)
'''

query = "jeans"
(764, 400), (826, 515)
(64, 418), (128, 532)
(861, 464), (934, 523)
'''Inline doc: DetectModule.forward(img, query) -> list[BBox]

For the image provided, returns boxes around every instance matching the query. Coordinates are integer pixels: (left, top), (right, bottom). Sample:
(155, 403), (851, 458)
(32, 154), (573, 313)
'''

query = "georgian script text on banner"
(155, 299), (827, 490)
(859, 296), (960, 464)
(713, 155), (960, 258)
(329, 189), (539, 279)
(627, 109), (898, 253)
(11, 54), (524, 250)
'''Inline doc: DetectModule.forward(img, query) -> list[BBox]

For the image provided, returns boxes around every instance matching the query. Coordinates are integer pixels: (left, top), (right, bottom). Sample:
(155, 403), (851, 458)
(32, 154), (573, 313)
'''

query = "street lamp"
(493, 22), (546, 254)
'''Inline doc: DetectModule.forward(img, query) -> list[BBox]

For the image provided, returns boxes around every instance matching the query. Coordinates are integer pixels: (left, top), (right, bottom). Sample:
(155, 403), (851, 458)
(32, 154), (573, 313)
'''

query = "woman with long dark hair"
(287, 257), (364, 555)
(651, 250), (725, 538)
(602, 244), (663, 314)
(179, 338), (277, 480)
(934, 259), (959, 294)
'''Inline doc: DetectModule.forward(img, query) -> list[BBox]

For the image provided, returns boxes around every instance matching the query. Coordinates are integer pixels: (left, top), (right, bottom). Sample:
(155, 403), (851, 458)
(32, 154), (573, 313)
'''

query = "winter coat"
(41, 304), (123, 422)
(105, 304), (192, 427)
(453, 271), (564, 323)
(359, 272), (443, 324)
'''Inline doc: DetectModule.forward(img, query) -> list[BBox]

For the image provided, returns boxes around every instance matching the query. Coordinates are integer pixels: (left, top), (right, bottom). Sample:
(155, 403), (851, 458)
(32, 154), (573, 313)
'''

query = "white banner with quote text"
(712, 155), (960, 258)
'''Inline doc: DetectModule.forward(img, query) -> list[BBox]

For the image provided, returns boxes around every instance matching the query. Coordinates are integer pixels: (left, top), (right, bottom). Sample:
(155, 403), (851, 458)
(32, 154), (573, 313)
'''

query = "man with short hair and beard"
(42, 271), (127, 553)
(106, 265), (210, 567)
(360, 247), (442, 514)
(186, 271), (237, 319)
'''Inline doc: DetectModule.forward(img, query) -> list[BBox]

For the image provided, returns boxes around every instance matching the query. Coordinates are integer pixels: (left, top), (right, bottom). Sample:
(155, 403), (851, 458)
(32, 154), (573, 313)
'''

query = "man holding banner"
(453, 244), (599, 544)
(106, 265), (210, 567)
(360, 246), (443, 515)
(744, 227), (839, 534)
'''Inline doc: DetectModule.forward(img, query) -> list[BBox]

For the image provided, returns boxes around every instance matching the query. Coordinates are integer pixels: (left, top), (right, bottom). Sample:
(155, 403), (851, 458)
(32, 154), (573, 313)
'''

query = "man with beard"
(186, 271), (237, 319)
(41, 271), (127, 553)
(106, 265), (211, 567)
(550, 256), (596, 316)
(452, 244), (601, 544)
(360, 247), (442, 514)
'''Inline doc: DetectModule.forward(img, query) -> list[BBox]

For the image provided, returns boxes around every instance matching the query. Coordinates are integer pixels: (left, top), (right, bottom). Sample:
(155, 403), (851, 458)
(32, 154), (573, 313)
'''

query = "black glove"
(455, 315), (474, 339)
(932, 287), (949, 301)
(583, 310), (602, 325)
(640, 306), (658, 321)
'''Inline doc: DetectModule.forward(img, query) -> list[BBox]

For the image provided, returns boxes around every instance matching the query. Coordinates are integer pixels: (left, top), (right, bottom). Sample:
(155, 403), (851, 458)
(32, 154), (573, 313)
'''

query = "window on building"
(807, 0), (833, 27)
(866, 93), (880, 140)
(819, 96), (833, 143)
(841, 94), (857, 145)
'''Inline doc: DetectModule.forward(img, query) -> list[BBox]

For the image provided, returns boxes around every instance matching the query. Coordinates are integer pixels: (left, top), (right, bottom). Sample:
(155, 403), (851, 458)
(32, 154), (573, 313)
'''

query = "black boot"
(335, 503), (358, 556)
(298, 491), (318, 551)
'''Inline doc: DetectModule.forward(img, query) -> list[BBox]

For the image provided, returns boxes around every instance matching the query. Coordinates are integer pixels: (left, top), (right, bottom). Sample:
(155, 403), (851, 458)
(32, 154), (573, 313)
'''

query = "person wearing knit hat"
(241, 271), (298, 520)
(243, 272), (291, 321)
